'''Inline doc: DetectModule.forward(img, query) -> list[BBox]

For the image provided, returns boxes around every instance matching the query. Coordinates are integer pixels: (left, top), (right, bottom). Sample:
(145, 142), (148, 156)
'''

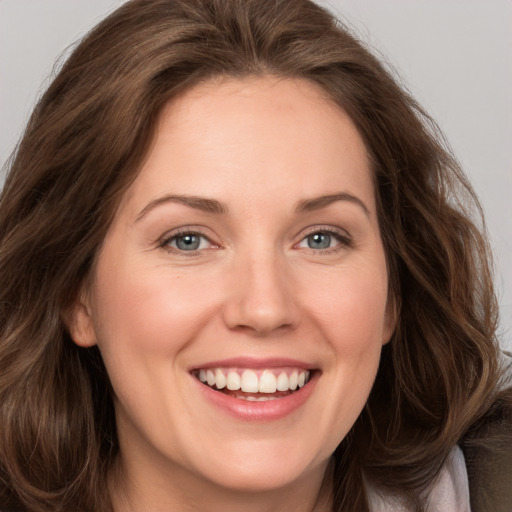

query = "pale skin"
(70, 76), (395, 511)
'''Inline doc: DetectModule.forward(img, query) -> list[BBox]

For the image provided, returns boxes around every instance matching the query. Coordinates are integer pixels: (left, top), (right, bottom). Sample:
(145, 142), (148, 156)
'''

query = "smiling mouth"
(193, 368), (312, 401)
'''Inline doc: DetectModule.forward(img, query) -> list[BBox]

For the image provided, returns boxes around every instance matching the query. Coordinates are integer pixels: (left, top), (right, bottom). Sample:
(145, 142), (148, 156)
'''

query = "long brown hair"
(0, 0), (507, 510)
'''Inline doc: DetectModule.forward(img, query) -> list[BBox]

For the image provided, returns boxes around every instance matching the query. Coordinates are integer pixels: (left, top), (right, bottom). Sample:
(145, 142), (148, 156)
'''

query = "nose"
(222, 251), (299, 336)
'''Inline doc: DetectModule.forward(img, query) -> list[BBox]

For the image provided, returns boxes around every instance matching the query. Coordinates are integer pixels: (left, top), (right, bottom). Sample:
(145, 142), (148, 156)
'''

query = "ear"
(65, 288), (97, 348)
(382, 294), (399, 346)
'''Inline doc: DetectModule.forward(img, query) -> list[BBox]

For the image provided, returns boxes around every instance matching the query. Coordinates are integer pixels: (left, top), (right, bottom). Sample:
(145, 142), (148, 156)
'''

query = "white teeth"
(215, 369), (226, 389)
(276, 371), (290, 391)
(258, 370), (277, 393)
(226, 371), (241, 390)
(197, 368), (311, 393)
(241, 369), (259, 393)
(289, 370), (298, 390)
(298, 371), (309, 388)
(206, 370), (216, 387)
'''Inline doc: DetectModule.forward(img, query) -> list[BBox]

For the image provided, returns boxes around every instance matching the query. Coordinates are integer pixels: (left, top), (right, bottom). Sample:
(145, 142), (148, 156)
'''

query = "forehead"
(120, 75), (374, 216)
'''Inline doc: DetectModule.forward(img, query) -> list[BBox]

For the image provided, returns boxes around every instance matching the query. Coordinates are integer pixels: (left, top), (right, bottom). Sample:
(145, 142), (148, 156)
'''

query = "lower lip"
(193, 373), (318, 421)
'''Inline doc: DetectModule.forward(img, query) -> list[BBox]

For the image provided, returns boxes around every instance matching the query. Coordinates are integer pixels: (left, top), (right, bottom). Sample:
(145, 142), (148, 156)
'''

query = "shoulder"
(460, 379), (512, 512)
(425, 445), (471, 511)
(367, 445), (471, 511)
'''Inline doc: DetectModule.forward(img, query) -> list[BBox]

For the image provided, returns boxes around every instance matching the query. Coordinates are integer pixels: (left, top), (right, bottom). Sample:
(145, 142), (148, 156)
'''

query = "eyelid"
(158, 226), (219, 253)
(295, 225), (353, 251)
(156, 224), (352, 255)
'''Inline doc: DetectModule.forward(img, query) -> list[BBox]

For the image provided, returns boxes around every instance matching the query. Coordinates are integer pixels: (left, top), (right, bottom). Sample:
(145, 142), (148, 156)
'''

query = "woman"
(0, 0), (510, 511)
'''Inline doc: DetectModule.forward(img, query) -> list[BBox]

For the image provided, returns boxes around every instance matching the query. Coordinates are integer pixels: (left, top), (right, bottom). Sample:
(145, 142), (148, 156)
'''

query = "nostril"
(228, 321), (294, 337)
(223, 299), (298, 336)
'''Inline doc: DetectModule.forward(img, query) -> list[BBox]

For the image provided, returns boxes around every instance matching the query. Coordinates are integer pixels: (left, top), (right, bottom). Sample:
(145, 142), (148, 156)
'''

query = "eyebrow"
(135, 191), (370, 222)
(295, 193), (370, 217)
(135, 194), (228, 221)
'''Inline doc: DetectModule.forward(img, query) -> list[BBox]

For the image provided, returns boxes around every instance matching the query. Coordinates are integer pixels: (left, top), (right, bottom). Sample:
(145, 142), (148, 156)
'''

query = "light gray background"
(1, 0), (511, 350)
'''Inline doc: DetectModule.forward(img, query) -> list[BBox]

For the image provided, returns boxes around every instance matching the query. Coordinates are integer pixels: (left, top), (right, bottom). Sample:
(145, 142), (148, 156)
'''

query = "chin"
(186, 439), (329, 494)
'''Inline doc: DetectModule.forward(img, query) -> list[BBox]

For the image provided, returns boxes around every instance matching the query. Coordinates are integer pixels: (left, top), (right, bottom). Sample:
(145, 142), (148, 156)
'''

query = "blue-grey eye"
(170, 233), (208, 251)
(297, 230), (348, 251)
(176, 234), (200, 250)
(307, 232), (332, 249)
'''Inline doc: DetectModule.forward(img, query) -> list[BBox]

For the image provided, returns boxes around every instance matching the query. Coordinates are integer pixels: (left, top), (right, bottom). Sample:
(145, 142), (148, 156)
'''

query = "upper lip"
(189, 357), (316, 371)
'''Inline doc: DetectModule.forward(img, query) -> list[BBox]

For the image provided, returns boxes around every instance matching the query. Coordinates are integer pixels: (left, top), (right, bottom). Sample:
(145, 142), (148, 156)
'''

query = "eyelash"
(297, 226), (353, 254)
(159, 228), (214, 256)
(159, 226), (352, 255)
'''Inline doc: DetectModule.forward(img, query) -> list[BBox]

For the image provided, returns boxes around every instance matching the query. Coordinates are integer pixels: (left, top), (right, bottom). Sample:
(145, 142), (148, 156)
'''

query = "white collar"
(367, 445), (471, 511)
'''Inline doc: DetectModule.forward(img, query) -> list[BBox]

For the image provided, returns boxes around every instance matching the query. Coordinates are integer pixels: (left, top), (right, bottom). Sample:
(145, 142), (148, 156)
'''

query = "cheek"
(290, 263), (388, 456)
(299, 263), (389, 352)
(88, 259), (225, 435)
(90, 259), (221, 361)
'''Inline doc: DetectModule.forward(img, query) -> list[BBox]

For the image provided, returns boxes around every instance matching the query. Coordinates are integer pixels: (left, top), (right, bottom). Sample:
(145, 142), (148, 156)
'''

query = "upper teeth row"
(197, 368), (310, 393)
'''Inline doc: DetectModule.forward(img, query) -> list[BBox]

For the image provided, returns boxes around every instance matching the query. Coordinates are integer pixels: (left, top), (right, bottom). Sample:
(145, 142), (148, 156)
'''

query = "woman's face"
(71, 77), (394, 498)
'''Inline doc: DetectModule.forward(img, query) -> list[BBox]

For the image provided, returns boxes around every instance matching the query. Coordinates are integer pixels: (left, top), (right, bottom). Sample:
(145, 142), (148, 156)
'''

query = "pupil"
(177, 235), (200, 250)
(308, 233), (331, 249)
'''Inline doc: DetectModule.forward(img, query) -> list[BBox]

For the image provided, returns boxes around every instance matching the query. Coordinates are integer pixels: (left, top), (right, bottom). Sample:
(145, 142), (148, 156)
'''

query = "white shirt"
(367, 445), (471, 511)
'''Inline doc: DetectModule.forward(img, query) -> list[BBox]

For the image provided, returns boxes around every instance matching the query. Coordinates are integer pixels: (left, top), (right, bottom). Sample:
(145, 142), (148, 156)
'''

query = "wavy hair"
(0, 0), (507, 510)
